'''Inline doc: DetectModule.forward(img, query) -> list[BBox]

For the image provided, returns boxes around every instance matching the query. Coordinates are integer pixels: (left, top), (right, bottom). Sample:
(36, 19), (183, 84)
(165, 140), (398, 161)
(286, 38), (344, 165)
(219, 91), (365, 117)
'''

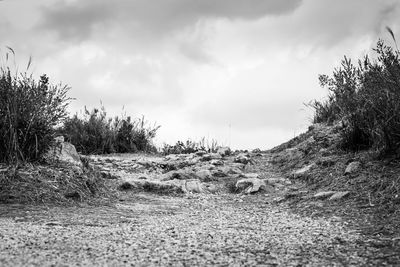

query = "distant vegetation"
(161, 138), (219, 155)
(310, 36), (400, 154)
(60, 106), (160, 155)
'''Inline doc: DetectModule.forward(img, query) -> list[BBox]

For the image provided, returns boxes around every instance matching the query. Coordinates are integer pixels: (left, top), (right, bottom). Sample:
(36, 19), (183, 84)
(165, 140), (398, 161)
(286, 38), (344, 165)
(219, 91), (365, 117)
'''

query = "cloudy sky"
(1, 0), (399, 149)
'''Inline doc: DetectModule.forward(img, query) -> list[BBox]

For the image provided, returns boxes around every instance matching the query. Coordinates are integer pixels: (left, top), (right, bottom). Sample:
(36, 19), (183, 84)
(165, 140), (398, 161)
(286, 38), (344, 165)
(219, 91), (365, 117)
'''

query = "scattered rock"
(242, 173), (260, 179)
(210, 159), (224, 166)
(345, 161), (361, 175)
(184, 179), (204, 193)
(329, 191), (350, 201)
(195, 169), (214, 182)
(292, 164), (314, 179)
(234, 154), (252, 165)
(313, 191), (336, 199)
(217, 147), (231, 157)
(235, 178), (266, 194)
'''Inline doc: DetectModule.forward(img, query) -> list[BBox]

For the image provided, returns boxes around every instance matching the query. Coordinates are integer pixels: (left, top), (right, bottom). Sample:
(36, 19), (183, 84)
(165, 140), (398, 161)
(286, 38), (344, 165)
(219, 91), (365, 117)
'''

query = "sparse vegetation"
(60, 106), (160, 155)
(310, 37), (400, 154)
(0, 48), (70, 163)
(162, 137), (219, 155)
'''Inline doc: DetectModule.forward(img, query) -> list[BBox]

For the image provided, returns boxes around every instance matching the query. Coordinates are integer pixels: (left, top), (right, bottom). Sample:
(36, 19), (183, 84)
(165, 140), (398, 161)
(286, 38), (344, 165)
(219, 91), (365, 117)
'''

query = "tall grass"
(310, 37), (400, 154)
(60, 105), (160, 154)
(0, 48), (70, 163)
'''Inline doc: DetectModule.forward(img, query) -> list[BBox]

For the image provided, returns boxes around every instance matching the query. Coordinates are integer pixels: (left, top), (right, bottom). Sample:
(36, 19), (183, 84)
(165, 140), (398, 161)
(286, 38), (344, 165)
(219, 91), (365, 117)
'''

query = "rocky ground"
(1, 143), (400, 266)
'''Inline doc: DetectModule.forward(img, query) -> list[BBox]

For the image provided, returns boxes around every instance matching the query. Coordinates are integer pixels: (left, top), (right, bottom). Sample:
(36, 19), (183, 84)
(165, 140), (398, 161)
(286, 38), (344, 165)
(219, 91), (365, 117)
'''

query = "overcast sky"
(1, 0), (399, 149)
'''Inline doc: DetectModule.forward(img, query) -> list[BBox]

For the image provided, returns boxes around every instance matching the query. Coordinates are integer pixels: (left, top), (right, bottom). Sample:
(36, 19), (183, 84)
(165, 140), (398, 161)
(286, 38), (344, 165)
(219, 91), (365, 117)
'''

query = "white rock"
(45, 139), (82, 166)
(313, 191), (336, 199)
(292, 164), (314, 178)
(235, 178), (266, 194)
(329, 191), (350, 201)
(345, 161), (361, 175)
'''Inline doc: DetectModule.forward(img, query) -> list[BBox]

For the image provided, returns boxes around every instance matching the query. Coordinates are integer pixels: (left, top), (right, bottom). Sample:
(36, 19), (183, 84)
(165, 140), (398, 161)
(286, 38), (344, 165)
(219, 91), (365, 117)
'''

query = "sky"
(1, 0), (400, 150)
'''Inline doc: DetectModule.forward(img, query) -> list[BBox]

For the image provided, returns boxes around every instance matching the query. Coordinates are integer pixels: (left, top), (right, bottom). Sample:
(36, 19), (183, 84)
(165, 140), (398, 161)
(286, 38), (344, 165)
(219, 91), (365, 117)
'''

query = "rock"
(234, 154), (251, 165)
(45, 138), (82, 166)
(292, 164), (314, 179)
(210, 159), (224, 166)
(184, 179), (204, 193)
(316, 157), (336, 167)
(313, 191), (336, 199)
(209, 169), (225, 177)
(235, 178), (266, 194)
(203, 184), (218, 193)
(118, 182), (135, 191)
(266, 177), (291, 185)
(64, 191), (81, 201)
(329, 191), (350, 201)
(195, 150), (207, 156)
(162, 170), (194, 181)
(217, 147), (231, 157)
(345, 161), (361, 175)
(200, 154), (212, 161)
(195, 169), (214, 182)
(243, 173), (260, 179)
(252, 148), (262, 153)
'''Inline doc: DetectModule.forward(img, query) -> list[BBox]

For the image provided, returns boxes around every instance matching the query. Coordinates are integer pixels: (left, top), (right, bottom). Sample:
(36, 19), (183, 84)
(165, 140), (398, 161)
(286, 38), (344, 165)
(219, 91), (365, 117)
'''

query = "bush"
(60, 106), (160, 155)
(0, 51), (70, 163)
(162, 137), (219, 155)
(311, 39), (400, 153)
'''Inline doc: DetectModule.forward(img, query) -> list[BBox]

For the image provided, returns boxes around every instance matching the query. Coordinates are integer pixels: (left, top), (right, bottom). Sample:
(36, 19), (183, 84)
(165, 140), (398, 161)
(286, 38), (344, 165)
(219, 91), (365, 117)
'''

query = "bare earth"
(0, 153), (396, 266)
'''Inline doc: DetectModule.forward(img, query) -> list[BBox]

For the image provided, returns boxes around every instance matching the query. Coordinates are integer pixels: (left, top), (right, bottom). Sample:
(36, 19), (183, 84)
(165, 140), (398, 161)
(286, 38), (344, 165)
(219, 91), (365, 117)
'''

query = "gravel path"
(0, 192), (378, 266)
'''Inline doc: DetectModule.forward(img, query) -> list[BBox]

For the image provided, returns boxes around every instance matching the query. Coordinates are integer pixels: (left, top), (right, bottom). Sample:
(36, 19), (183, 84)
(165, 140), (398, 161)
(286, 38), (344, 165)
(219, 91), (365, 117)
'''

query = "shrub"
(162, 137), (219, 155)
(60, 106), (160, 155)
(311, 39), (400, 153)
(0, 50), (70, 163)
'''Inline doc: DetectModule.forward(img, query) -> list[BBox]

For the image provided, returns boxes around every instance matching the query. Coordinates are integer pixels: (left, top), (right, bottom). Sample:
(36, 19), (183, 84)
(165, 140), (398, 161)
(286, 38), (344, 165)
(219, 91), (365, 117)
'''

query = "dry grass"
(0, 162), (113, 205)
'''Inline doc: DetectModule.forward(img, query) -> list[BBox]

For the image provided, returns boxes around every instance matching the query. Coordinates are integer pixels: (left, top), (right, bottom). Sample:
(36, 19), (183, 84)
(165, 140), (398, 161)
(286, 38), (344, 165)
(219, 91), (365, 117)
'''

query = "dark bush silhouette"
(0, 52), (70, 163)
(311, 39), (400, 153)
(60, 106), (159, 155)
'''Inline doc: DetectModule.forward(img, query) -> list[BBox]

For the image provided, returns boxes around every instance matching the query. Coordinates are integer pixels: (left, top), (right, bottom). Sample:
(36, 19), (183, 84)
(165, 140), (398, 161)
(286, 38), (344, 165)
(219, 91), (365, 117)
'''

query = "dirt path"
(0, 153), (396, 266)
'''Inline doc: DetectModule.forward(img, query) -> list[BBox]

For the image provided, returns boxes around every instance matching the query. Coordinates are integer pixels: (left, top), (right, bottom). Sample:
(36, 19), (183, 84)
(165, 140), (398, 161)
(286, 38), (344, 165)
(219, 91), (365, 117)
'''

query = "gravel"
(0, 193), (377, 266)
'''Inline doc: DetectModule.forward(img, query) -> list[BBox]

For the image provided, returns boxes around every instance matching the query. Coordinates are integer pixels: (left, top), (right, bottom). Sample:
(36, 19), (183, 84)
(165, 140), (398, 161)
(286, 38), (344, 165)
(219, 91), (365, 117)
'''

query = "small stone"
(210, 159), (224, 166)
(313, 191), (336, 199)
(329, 191), (350, 201)
(345, 161), (361, 175)
(292, 164), (314, 179)
(64, 191), (81, 200)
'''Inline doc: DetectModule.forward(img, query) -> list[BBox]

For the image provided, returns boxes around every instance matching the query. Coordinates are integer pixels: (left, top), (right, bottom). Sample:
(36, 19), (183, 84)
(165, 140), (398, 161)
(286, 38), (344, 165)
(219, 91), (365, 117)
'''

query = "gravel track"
(0, 193), (377, 266)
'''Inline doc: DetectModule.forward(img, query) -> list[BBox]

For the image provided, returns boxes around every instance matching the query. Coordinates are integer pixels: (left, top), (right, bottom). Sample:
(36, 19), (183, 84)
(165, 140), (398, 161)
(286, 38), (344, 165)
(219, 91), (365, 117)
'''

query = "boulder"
(45, 137), (82, 166)
(345, 161), (361, 175)
(235, 178), (266, 194)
